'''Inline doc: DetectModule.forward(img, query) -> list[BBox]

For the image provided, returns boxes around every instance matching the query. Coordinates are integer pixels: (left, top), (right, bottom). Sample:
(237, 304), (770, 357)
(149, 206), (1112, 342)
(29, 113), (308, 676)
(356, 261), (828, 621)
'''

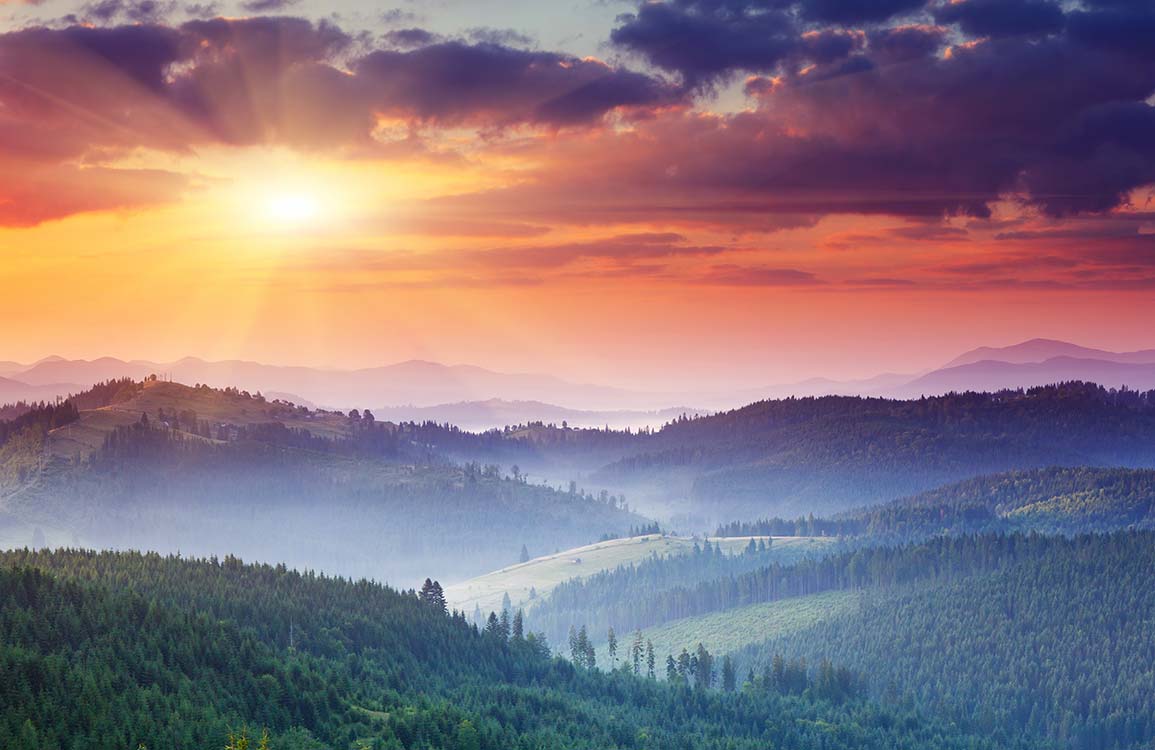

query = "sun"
(263, 191), (322, 226)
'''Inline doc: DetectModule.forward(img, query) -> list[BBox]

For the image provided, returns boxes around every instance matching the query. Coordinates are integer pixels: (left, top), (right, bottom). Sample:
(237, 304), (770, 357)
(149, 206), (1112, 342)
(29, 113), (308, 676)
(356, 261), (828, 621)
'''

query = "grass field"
(594, 589), (863, 669)
(443, 534), (835, 614)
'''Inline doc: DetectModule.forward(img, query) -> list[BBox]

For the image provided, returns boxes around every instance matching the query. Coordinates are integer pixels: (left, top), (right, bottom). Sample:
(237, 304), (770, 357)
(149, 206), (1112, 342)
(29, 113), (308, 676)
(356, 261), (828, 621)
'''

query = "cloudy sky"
(0, 0), (1152, 388)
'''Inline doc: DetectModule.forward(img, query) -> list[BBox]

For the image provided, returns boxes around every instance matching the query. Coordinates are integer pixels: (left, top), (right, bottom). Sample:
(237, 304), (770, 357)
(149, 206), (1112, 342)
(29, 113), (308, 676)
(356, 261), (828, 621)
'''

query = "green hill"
(724, 532), (1155, 750)
(0, 548), (1039, 750)
(844, 466), (1155, 538)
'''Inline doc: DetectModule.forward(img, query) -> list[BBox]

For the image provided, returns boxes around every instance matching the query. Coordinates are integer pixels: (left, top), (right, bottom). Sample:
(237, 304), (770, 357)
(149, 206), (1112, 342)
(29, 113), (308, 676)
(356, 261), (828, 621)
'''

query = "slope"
(0, 548), (1040, 750)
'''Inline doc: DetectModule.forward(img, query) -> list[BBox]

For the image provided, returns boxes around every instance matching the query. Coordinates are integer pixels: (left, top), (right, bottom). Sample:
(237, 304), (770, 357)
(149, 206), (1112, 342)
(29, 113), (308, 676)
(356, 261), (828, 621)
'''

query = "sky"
(0, 0), (1153, 389)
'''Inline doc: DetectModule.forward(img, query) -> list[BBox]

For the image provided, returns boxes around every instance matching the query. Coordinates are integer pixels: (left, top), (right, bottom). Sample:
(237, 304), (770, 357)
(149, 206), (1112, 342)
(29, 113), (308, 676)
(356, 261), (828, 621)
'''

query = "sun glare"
(263, 191), (322, 226)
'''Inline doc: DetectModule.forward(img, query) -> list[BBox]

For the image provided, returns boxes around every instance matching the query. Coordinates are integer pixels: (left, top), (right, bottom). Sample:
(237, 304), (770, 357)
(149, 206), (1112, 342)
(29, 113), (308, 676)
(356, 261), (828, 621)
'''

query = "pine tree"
(722, 655), (736, 692)
(607, 627), (618, 667)
(512, 609), (524, 640)
(631, 629), (644, 675)
(646, 640), (656, 679)
(519, 544), (530, 563)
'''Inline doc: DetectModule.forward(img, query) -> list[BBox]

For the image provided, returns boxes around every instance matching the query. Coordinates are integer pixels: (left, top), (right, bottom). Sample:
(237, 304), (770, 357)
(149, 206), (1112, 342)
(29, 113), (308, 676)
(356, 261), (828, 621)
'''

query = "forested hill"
(841, 466), (1155, 538)
(0, 549), (1042, 750)
(588, 382), (1155, 519)
(737, 531), (1155, 750)
(0, 379), (642, 583)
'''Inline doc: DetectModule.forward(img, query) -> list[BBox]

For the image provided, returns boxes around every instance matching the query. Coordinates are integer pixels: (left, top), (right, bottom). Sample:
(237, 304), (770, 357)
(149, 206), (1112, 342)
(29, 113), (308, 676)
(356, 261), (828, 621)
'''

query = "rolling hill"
(0, 379), (644, 584)
(841, 466), (1155, 538)
(576, 382), (1155, 521)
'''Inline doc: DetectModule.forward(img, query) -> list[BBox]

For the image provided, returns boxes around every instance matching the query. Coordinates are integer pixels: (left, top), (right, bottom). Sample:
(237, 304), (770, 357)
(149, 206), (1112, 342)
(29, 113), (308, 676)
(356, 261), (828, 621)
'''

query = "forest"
(0, 549), (1042, 750)
(736, 531), (1155, 750)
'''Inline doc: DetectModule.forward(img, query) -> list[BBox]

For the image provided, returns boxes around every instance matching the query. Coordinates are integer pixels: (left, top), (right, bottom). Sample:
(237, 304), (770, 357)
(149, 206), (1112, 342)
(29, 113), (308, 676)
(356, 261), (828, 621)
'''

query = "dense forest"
(530, 532), (1076, 640)
(842, 466), (1155, 538)
(0, 549), (1041, 750)
(738, 531), (1155, 750)
(716, 466), (1155, 540)
(591, 383), (1155, 519)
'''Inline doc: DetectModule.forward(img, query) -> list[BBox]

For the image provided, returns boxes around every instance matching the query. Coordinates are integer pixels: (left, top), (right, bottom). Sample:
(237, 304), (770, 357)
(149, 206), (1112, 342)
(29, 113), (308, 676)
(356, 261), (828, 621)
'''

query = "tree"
(694, 644), (714, 689)
(519, 544), (530, 563)
(607, 627), (618, 667)
(666, 655), (679, 682)
(631, 629), (644, 675)
(646, 640), (656, 679)
(574, 625), (595, 670)
(455, 720), (481, 750)
(512, 609), (524, 641)
(485, 612), (503, 640)
(419, 578), (446, 613)
(722, 655), (736, 692)
(499, 608), (512, 641)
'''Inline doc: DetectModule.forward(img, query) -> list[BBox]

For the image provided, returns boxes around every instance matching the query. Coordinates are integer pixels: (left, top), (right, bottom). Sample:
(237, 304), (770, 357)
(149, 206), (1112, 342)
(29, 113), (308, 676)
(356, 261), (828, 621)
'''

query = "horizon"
(5, 334), (1155, 394)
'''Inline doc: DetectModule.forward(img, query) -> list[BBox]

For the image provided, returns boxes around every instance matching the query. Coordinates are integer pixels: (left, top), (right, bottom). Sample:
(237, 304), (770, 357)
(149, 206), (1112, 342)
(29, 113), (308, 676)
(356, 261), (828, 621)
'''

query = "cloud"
(610, 2), (798, 87)
(474, 233), (728, 269)
(695, 264), (824, 286)
(352, 41), (682, 127)
(239, 0), (299, 11)
(933, 0), (1066, 38)
(383, 27), (439, 48)
(0, 18), (680, 224)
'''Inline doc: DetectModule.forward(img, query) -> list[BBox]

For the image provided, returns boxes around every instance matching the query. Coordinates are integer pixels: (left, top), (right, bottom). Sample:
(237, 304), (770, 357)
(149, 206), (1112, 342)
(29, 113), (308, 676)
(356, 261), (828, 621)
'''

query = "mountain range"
(3, 338), (1155, 428)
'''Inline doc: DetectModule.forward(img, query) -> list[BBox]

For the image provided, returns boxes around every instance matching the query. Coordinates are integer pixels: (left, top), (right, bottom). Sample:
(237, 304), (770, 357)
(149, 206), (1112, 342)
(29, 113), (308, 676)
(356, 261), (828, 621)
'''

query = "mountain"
(902, 356), (1155, 396)
(8, 356), (670, 411)
(944, 338), (1155, 368)
(373, 399), (705, 431)
(554, 382), (1155, 521)
(0, 379), (643, 583)
(0, 375), (82, 407)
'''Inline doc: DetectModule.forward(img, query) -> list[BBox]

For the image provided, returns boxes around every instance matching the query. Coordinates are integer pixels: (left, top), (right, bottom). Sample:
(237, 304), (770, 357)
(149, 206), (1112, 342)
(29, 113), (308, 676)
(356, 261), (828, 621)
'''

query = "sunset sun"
(263, 190), (322, 226)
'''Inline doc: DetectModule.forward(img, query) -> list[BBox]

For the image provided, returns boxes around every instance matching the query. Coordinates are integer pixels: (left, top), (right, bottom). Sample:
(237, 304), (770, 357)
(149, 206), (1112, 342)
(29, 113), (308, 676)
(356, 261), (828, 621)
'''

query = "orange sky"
(1, 10), (1153, 388)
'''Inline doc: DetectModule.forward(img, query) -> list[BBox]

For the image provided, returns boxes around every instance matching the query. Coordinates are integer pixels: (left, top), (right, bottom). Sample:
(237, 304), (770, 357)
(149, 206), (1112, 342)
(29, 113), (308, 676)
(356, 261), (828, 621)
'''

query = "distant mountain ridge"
(5, 338), (1155, 416)
(944, 338), (1155, 368)
(2, 356), (672, 412)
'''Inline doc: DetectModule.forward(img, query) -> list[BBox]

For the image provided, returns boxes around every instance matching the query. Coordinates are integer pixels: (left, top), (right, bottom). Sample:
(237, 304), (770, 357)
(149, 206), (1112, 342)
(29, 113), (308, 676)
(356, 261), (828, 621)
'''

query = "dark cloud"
(933, 0), (1066, 38)
(610, 2), (798, 87)
(609, 0), (929, 85)
(383, 27), (439, 48)
(799, 0), (926, 24)
(868, 25), (947, 62)
(240, 0), (299, 12)
(465, 27), (534, 47)
(354, 42), (681, 126)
